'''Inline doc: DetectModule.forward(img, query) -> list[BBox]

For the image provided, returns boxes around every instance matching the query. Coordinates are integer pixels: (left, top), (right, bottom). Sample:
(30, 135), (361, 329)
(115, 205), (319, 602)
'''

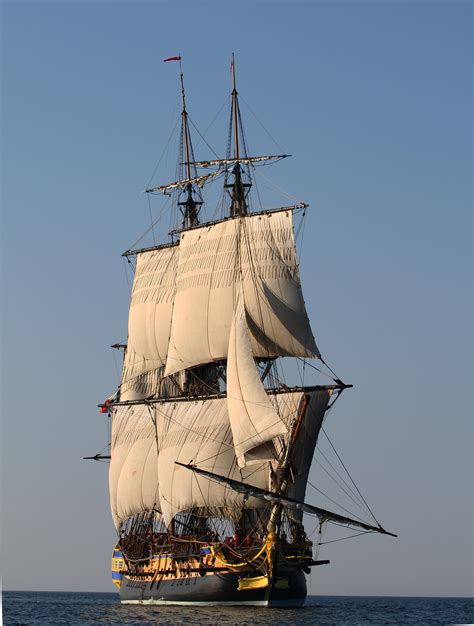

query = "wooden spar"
(108, 383), (353, 408)
(290, 394), (310, 448)
(174, 462), (397, 537)
(186, 155), (290, 167)
(168, 203), (309, 237)
(122, 240), (178, 258)
(266, 391), (311, 570)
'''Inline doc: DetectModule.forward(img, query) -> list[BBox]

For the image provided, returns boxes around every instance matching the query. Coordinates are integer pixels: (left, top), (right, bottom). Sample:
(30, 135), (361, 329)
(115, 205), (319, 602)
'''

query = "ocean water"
(2, 592), (473, 625)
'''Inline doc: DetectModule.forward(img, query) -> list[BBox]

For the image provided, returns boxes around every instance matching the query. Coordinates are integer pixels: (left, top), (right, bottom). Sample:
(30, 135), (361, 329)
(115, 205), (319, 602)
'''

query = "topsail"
(165, 210), (319, 377)
(120, 244), (179, 401)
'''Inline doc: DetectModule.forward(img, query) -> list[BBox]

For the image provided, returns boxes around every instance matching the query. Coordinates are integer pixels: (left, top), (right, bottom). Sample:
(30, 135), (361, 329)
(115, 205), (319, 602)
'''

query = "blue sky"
(2, 1), (472, 596)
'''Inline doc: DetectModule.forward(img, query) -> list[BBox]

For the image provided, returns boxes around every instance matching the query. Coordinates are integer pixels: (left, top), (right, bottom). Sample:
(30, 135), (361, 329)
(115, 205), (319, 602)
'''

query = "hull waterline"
(119, 570), (307, 607)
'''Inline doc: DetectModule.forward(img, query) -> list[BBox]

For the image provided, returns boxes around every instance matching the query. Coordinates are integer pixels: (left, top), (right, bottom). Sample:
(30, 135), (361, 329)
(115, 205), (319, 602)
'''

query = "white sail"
(227, 288), (287, 468)
(120, 356), (186, 402)
(109, 389), (328, 528)
(156, 397), (270, 527)
(121, 245), (178, 401)
(165, 210), (319, 377)
(109, 404), (160, 529)
(119, 353), (161, 402)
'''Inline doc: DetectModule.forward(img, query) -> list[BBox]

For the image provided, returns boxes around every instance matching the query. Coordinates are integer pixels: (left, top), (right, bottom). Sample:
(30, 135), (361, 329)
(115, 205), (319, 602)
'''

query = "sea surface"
(2, 592), (473, 625)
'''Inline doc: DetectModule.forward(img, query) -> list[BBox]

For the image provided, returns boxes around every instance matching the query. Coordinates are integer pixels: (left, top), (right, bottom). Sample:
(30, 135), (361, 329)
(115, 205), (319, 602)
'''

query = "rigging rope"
(146, 116), (180, 189)
(307, 479), (368, 524)
(146, 192), (156, 246)
(296, 356), (338, 383)
(189, 115), (222, 160)
(254, 168), (305, 205)
(238, 94), (287, 155)
(320, 427), (380, 527)
(319, 530), (374, 545)
(126, 195), (172, 251)
(312, 458), (374, 518)
(315, 444), (368, 510)
(122, 257), (132, 296)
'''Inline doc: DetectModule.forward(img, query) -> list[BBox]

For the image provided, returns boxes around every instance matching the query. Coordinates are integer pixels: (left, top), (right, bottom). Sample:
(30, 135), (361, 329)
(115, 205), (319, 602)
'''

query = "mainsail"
(109, 404), (160, 528)
(109, 388), (332, 529)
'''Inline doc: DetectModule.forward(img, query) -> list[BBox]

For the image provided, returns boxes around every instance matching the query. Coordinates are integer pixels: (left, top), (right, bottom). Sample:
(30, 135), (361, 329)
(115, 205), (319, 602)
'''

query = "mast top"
(231, 52), (237, 97)
(231, 52), (239, 163)
(163, 54), (200, 228)
(228, 53), (248, 216)
(178, 61), (192, 182)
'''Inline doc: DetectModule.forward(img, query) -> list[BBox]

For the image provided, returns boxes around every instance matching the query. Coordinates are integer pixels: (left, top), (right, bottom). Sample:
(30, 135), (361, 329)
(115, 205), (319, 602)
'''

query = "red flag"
(163, 56), (181, 62)
(99, 397), (113, 413)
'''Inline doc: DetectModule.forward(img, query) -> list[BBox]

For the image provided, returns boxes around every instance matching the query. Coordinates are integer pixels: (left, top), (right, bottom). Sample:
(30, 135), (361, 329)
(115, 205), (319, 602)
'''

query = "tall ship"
(88, 55), (395, 607)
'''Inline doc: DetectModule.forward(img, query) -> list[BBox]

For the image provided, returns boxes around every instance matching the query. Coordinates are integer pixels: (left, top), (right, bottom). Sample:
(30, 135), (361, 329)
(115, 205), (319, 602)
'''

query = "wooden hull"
(119, 569), (307, 607)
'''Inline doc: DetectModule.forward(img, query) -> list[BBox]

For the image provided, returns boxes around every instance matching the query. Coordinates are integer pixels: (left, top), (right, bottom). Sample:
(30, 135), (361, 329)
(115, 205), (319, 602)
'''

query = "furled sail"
(227, 287), (287, 468)
(165, 210), (319, 377)
(120, 244), (178, 401)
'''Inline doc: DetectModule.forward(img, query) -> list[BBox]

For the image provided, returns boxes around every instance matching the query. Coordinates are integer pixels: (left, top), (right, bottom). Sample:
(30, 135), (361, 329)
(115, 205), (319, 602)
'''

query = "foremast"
(145, 57), (202, 229)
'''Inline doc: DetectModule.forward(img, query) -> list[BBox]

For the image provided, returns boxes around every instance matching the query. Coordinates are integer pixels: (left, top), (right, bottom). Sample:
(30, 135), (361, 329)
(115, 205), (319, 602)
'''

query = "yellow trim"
(213, 541), (267, 568)
(112, 558), (125, 572)
(284, 554), (312, 560)
(111, 543), (126, 588)
(238, 575), (269, 591)
(213, 531), (278, 570)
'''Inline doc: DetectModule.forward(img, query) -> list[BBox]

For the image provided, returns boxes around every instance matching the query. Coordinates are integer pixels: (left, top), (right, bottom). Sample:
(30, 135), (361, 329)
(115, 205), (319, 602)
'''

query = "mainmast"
(227, 53), (250, 217)
(178, 65), (200, 227)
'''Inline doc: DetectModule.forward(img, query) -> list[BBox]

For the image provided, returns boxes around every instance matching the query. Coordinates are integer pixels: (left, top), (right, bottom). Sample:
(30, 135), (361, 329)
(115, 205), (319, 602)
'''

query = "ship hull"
(119, 570), (307, 607)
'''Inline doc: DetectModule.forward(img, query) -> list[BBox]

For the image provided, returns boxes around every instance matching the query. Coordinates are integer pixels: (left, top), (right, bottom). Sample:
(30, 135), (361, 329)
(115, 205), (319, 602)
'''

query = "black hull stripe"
(119, 570), (307, 607)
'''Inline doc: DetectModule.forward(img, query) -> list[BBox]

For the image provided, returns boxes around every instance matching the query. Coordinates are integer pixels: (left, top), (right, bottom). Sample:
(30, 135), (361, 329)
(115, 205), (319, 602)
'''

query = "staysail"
(227, 286), (288, 468)
(165, 210), (319, 377)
